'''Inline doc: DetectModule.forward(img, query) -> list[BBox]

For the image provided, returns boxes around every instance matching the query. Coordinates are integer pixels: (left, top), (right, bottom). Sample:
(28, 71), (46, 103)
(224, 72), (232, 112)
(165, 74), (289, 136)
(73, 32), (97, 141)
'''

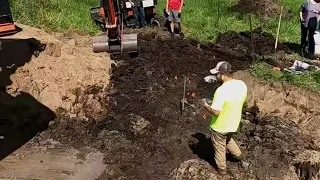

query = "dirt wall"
(236, 71), (320, 147)
(1, 23), (111, 118)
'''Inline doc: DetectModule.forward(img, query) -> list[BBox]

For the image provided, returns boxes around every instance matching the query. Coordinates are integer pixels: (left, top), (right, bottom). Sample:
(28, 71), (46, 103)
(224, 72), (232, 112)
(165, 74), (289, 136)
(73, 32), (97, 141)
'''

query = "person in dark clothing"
(300, 0), (320, 59)
(130, 0), (147, 28)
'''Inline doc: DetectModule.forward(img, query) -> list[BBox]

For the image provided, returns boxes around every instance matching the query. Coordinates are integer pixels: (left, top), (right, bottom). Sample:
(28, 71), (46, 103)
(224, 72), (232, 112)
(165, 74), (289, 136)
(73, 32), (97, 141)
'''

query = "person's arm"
(203, 104), (220, 116)
(179, 0), (184, 13)
(300, 2), (307, 21)
(166, 0), (169, 12)
(202, 88), (224, 116)
(300, 11), (304, 21)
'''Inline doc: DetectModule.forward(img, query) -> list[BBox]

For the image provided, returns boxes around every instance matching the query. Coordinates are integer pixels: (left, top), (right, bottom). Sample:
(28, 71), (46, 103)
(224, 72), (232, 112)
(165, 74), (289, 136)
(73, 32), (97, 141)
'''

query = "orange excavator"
(0, 0), (21, 50)
(0, 0), (138, 55)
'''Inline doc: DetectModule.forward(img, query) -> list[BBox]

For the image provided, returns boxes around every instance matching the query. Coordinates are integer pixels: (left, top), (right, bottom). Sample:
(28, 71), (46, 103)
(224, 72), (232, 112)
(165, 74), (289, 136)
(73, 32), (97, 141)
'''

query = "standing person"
(300, 0), (320, 59)
(201, 61), (248, 175)
(131, 0), (147, 28)
(166, 0), (184, 37)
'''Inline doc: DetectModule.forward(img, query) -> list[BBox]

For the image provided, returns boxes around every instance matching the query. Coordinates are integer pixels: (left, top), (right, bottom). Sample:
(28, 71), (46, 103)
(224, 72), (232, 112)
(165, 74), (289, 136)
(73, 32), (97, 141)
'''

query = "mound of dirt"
(215, 27), (288, 56)
(232, 0), (284, 20)
(1, 23), (111, 118)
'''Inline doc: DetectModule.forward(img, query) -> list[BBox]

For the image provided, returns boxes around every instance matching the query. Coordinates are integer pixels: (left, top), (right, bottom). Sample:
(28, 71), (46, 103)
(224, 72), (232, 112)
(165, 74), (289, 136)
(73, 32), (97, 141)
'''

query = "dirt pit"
(1, 26), (320, 180)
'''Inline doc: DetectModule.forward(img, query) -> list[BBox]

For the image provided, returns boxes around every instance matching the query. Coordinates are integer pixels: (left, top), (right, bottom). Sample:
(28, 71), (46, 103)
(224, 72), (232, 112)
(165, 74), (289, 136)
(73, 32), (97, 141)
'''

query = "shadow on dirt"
(0, 37), (55, 160)
(188, 133), (242, 168)
(282, 42), (311, 58)
(0, 38), (46, 87)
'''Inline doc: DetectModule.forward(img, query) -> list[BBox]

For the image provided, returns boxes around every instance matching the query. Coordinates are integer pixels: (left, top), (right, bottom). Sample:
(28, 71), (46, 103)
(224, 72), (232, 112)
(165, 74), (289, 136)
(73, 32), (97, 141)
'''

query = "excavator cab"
(90, 0), (138, 56)
(0, 0), (18, 37)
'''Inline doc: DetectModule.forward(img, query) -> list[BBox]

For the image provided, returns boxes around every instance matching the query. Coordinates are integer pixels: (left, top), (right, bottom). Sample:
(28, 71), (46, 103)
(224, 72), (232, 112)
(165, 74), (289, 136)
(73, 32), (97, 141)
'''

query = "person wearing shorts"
(166, 0), (184, 37)
(202, 61), (248, 175)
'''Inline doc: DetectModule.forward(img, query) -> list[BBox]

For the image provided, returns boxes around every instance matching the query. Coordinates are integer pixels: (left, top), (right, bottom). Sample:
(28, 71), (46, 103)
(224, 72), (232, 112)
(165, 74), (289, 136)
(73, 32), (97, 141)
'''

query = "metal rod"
(181, 76), (186, 116)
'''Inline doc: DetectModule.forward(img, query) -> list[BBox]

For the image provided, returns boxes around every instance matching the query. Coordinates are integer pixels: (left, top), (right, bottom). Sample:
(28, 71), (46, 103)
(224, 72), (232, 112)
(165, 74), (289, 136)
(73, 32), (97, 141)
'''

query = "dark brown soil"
(215, 27), (288, 56)
(36, 28), (320, 179)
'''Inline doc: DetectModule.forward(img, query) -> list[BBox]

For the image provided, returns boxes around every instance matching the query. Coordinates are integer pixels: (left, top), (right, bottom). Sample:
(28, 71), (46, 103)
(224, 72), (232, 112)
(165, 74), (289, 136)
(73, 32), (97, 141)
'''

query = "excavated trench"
(4, 27), (320, 179)
(34, 28), (320, 180)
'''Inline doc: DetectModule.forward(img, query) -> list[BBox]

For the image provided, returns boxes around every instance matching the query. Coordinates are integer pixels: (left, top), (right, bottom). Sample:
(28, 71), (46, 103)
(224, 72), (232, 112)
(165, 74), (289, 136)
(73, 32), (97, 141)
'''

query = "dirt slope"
(1, 23), (111, 118)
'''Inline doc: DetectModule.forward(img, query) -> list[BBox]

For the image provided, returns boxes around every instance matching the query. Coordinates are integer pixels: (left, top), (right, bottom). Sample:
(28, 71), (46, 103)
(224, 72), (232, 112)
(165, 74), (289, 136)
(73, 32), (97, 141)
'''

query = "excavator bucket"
(90, 0), (138, 56)
(92, 32), (138, 55)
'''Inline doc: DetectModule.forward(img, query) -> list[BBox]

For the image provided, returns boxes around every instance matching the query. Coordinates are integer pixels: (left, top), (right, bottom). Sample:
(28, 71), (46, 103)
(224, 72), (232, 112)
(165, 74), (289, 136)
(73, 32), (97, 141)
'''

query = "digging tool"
(275, 6), (283, 53)
(180, 76), (187, 117)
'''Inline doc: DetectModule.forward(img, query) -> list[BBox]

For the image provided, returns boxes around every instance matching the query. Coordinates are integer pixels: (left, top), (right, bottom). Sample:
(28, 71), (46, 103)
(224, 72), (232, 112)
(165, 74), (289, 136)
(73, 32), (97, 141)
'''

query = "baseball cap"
(210, 61), (232, 74)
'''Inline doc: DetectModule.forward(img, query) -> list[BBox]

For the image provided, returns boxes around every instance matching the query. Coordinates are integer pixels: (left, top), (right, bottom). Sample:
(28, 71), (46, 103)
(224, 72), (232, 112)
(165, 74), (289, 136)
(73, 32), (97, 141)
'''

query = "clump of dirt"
(232, 0), (285, 20)
(1, 23), (111, 118)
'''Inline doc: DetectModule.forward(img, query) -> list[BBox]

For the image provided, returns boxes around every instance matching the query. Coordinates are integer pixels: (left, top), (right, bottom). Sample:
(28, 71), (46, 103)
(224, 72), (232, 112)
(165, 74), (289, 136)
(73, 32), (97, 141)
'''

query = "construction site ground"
(1, 23), (320, 180)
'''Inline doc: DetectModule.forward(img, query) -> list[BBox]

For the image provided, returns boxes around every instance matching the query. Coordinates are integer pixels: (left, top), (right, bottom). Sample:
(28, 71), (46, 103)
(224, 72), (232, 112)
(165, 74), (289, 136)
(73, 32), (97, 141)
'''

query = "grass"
(155, 0), (304, 43)
(9, 0), (303, 42)
(251, 62), (320, 91)
(9, 0), (100, 35)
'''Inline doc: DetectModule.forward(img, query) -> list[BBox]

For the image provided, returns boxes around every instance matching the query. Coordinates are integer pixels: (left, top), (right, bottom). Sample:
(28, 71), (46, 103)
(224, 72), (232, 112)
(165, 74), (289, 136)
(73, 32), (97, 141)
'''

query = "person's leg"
(133, 6), (140, 28)
(211, 130), (227, 174)
(301, 24), (308, 50)
(168, 10), (175, 35)
(226, 134), (242, 159)
(308, 27), (316, 58)
(226, 133), (249, 169)
(139, 7), (147, 28)
(176, 12), (184, 37)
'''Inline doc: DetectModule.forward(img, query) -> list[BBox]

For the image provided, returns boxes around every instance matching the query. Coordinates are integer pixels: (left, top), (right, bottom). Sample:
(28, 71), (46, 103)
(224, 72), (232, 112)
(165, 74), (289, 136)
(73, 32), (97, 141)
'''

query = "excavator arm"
(0, 0), (138, 55)
(90, 0), (138, 55)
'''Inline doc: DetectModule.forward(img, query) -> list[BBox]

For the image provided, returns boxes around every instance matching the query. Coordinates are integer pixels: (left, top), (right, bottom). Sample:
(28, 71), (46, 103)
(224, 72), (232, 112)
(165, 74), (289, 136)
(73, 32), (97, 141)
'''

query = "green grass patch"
(251, 62), (320, 90)
(156, 0), (303, 43)
(9, 0), (100, 35)
(9, 0), (303, 43)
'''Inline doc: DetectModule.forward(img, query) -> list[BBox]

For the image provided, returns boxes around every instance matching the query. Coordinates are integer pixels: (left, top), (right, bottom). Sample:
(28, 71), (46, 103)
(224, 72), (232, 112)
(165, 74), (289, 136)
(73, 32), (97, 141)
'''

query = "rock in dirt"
(293, 150), (320, 180)
(170, 159), (220, 180)
(127, 113), (151, 135)
(95, 130), (132, 151)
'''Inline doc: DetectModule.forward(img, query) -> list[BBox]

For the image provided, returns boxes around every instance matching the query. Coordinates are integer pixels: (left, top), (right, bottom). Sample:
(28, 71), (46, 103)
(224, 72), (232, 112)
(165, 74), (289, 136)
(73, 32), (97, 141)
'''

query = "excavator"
(0, 0), (139, 55)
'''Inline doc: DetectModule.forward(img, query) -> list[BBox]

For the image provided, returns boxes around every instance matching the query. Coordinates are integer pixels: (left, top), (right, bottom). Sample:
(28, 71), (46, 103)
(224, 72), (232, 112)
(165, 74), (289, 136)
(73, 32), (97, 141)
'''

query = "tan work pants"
(211, 129), (243, 170)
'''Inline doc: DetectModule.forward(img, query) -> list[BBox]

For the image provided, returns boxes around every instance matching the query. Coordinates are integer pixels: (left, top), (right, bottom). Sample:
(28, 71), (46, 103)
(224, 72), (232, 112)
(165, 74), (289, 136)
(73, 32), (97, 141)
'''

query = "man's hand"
(201, 99), (209, 108)
(166, 9), (169, 14)
(178, 9), (182, 14)
(201, 99), (220, 116)
(312, 9), (319, 14)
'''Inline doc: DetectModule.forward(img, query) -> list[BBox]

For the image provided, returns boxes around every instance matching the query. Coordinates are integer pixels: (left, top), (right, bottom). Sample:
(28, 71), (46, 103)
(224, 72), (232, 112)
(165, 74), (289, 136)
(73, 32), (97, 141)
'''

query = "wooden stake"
(250, 14), (254, 54)
(275, 6), (283, 53)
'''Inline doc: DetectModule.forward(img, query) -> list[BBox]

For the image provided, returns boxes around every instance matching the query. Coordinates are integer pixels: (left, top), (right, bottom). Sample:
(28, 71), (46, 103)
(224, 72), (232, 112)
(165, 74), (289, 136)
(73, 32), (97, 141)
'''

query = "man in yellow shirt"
(202, 61), (248, 175)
